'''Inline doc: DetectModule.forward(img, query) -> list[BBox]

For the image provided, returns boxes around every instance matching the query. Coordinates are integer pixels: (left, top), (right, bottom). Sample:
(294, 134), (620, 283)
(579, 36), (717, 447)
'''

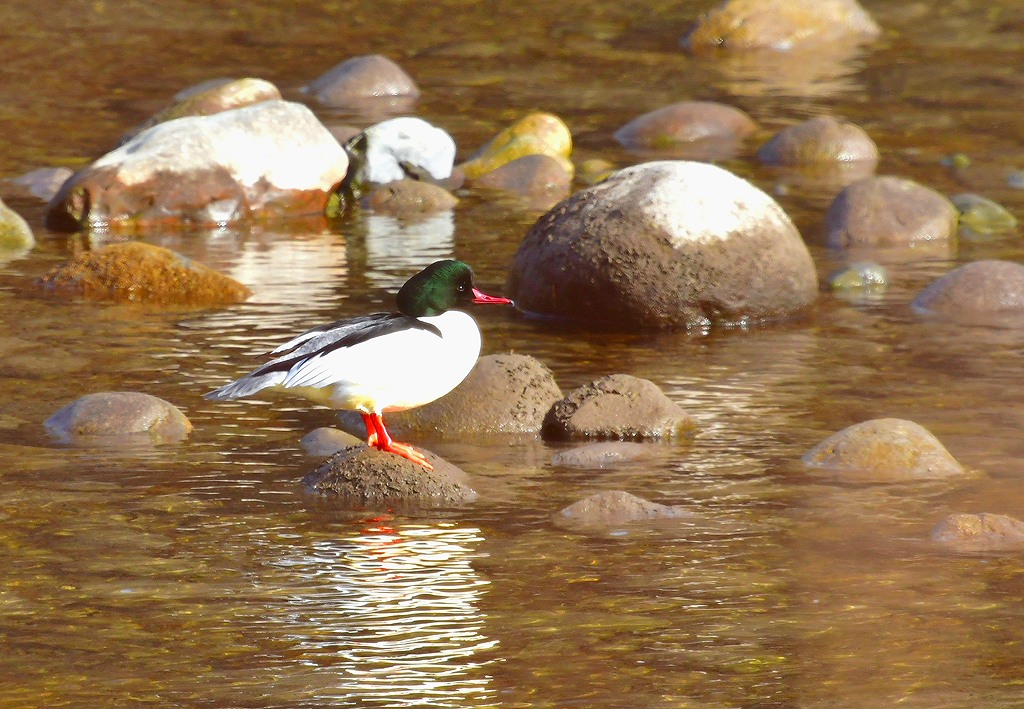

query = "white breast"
(280, 310), (482, 413)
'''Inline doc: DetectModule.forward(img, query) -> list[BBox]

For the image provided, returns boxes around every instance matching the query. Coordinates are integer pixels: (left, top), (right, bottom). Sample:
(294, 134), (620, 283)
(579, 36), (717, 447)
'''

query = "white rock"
(360, 117), (455, 184)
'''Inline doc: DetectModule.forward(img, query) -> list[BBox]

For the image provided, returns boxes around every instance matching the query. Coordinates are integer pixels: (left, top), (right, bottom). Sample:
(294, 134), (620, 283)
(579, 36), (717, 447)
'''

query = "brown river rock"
(45, 391), (193, 444)
(758, 116), (878, 165)
(912, 260), (1024, 327)
(556, 490), (692, 528)
(306, 54), (421, 107)
(932, 512), (1024, 551)
(37, 242), (251, 306)
(302, 445), (477, 508)
(543, 374), (694, 442)
(505, 160), (818, 330)
(614, 101), (757, 152)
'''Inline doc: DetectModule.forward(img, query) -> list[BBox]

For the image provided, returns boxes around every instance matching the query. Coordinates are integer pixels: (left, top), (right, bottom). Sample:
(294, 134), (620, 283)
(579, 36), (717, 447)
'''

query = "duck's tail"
(204, 371), (287, 401)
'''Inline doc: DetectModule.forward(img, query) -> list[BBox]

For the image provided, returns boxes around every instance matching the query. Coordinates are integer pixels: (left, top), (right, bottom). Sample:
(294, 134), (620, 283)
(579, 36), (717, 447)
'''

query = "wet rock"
(121, 77), (282, 143)
(551, 441), (660, 468)
(300, 427), (362, 457)
(912, 260), (1024, 327)
(460, 112), (574, 181)
(824, 175), (958, 248)
(301, 445), (477, 508)
(614, 101), (757, 157)
(932, 512), (1024, 551)
(828, 262), (887, 292)
(472, 154), (572, 208)
(342, 353), (562, 437)
(685, 0), (881, 51)
(4, 167), (73, 202)
(46, 100), (349, 232)
(577, 158), (616, 186)
(38, 241), (251, 306)
(758, 116), (877, 165)
(45, 391), (192, 444)
(360, 179), (458, 216)
(343, 117), (456, 192)
(543, 374), (694, 441)
(803, 418), (964, 481)
(0, 198), (34, 250)
(306, 54), (421, 107)
(951, 193), (1017, 236)
(557, 490), (691, 527)
(505, 160), (817, 330)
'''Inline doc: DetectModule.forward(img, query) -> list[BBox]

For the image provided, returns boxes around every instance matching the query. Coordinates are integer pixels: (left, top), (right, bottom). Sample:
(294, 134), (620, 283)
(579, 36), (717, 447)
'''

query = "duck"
(204, 260), (513, 470)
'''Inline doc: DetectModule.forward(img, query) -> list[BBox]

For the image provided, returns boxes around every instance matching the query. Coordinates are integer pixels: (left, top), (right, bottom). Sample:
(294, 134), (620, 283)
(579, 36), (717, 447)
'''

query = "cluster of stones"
(13, 0), (1024, 535)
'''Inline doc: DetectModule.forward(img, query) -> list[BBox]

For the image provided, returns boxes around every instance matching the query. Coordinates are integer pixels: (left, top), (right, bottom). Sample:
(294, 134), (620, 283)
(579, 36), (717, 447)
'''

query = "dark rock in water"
(307, 54), (420, 107)
(37, 242), (251, 306)
(471, 154), (572, 207)
(758, 116), (877, 165)
(803, 418), (964, 481)
(300, 427), (362, 457)
(932, 512), (1024, 551)
(684, 0), (880, 51)
(46, 100), (348, 232)
(302, 445), (477, 508)
(825, 175), (958, 248)
(556, 490), (691, 527)
(120, 77), (282, 144)
(360, 179), (458, 216)
(551, 441), (661, 468)
(614, 101), (756, 158)
(45, 391), (192, 444)
(912, 260), (1024, 328)
(543, 374), (694, 441)
(341, 353), (562, 437)
(505, 160), (817, 330)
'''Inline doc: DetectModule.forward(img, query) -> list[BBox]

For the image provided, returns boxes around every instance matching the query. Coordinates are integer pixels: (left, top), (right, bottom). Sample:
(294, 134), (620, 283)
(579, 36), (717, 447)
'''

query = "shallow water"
(4, 0), (1024, 706)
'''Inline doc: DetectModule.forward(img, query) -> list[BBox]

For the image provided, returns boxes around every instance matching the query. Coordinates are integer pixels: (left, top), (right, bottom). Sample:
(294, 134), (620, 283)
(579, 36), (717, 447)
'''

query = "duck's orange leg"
(360, 412), (433, 470)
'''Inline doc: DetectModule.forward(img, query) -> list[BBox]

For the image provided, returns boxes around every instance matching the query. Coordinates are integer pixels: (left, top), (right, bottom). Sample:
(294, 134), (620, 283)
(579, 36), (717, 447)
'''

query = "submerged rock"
(45, 391), (192, 444)
(803, 418), (964, 481)
(912, 260), (1024, 327)
(825, 175), (958, 248)
(47, 100), (349, 232)
(301, 445), (477, 508)
(543, 374), (694, 441)
(0, 198), (34, 251)
(758, 116), (877, 165)
(932, 512), (1024, 551)
(306, 54), (421, 106)
(614, 101), (756, 157)
(685, 0), (881, 51)
(505, 160), (817, 330)
(121, 77), (282, 143)
(556, 490), (691, 527)
(300, 427), (362, 457)
(551, 441), (661, 468)
(360, 179), (458, 216)
(951, 193), (1017, 236)
(460, 112), (574, 181)
(828, 262), (888, 293)
(341, 353), (562, 437)
(38, 242), (251, 306)
(471, 154), (572, 207)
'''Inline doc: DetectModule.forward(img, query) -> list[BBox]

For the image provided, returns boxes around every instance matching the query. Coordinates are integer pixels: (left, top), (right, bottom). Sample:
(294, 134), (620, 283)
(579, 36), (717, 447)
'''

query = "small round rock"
(614, 101), (757, 150)
(301, 446), (477, 508)
(300, 427), (362, 457)
(360, 179), (458, 217)
(803, 418), (964, 481)
(912, 260), (1024, 326)
(543, 374), (694, 441)
(825, 175), (958, 248)
(307, 54), (420, 106)
(758, 116), (878, 165)
(556, 490), (691, 528)
(45, 391), (193, 444)
(932, 512), (1024, 551)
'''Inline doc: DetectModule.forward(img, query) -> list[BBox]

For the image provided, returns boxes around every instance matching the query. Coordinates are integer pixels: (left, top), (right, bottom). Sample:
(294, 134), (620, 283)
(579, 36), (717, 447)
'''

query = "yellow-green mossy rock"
(121, 78), (282, 143)
(804, 418), (964, 481)
(0, 198), (34, 250)
(38, 242), (251, 306)
(686, 0), (880, 51)
(461, 112), (574, 180)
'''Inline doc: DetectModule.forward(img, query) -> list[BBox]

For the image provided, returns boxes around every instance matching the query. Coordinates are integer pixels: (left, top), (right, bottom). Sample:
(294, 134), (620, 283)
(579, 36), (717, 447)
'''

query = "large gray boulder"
(505, 160), (817, 330)
(47, 100), (349, 231)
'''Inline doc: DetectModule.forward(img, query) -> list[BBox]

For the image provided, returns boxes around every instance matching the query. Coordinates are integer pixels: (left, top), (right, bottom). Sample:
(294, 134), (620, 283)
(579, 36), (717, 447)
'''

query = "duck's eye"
(457, 284), (467, 291)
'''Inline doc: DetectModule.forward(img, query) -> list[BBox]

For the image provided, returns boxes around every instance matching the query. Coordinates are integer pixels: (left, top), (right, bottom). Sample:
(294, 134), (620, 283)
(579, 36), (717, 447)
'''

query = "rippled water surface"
(4, 1), (1024, 706)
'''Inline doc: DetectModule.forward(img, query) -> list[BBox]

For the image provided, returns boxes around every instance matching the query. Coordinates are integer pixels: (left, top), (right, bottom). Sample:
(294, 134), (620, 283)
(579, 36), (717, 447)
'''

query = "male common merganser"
(205, 260), (513, 469)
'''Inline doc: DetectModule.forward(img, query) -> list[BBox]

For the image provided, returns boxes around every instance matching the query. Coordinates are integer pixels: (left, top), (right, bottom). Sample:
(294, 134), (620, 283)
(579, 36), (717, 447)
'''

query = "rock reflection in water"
(268, 521), (496, 706)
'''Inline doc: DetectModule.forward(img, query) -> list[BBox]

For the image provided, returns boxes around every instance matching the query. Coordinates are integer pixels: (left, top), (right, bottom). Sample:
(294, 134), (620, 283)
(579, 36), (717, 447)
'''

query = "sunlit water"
(3, 0), (1024, 706)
